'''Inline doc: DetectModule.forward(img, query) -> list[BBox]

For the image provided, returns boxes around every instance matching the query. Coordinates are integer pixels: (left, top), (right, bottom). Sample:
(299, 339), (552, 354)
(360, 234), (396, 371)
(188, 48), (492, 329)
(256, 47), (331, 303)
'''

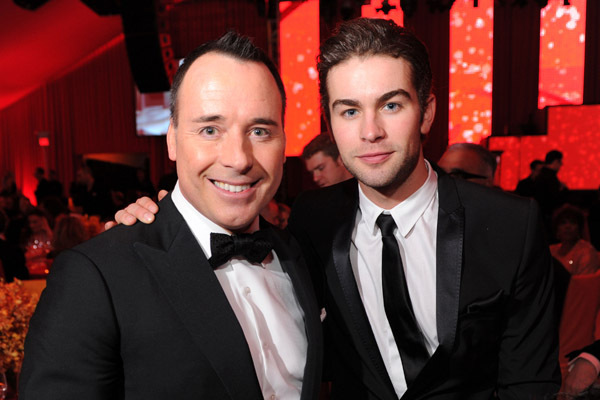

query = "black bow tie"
(207, 231), (273, 269)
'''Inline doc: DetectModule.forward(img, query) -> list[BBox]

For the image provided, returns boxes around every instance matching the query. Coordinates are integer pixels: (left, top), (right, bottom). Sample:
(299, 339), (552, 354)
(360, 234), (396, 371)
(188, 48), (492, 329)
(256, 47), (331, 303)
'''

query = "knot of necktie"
(376, 213), (397, 237)
(208, 231), (273, 269)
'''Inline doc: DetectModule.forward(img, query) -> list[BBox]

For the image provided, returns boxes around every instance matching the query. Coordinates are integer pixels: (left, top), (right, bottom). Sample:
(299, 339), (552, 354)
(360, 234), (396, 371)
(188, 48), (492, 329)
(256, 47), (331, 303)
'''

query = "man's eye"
(383, 103), (400, 111)
(201, 127), (217, 135)
(251, 128), (269, 137)
(342, 109), (358, 118)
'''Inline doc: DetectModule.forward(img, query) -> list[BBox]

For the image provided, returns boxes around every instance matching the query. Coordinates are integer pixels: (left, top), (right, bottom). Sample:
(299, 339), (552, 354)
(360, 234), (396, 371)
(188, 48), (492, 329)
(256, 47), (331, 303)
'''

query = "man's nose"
(220, 133), (253, 173)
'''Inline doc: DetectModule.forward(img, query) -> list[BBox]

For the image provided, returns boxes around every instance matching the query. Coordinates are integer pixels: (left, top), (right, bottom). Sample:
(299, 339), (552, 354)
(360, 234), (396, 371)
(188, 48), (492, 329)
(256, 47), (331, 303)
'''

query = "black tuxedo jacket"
(288, 171), (560, 399)
(20, 195), (322, 400)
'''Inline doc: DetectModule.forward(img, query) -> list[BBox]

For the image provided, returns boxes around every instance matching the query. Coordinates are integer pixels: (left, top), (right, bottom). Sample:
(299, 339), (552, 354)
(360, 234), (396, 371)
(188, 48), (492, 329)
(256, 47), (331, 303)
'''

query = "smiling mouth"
(212, 180), (255, 193)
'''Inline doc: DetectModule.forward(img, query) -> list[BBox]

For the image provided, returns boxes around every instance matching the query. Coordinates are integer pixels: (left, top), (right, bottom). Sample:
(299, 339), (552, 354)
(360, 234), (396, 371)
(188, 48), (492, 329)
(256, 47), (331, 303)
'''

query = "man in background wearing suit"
(20, 32), (322, 400)
(112, 18), (560, 400)
(288, 18), (559, 399)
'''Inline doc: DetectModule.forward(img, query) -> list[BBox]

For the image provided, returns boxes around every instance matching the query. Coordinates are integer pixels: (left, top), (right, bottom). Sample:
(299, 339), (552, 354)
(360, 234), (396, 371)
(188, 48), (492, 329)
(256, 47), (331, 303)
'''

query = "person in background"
(301, 133), (352, 188)
(20, 31), (322, 400)
(21, 208), (53, 277)
(1, 171), (18, 196)
(47, 169), (64, 200)
(564, 340), (600, 397)
(33, 167), (51, 206)
(534, 149), (568, 236)
(437, 142), (497, 187)
(69, 165), (113, 220)
(0, 209), (29, 282)
(515, 159), (543, 197)
(126, 167), (156, 204)
(550, 205), (600, 276)
(47, 214), (89, 259)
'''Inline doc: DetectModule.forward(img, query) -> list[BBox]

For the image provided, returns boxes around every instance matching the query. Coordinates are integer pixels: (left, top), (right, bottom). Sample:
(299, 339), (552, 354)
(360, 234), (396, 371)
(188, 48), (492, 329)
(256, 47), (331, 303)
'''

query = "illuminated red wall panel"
(449, 0), (493, 144)
(489, 105), (600, 191)
(280, 0), (320, 156)
(538, 0), (586, 108)
(361, 2), (403, 22)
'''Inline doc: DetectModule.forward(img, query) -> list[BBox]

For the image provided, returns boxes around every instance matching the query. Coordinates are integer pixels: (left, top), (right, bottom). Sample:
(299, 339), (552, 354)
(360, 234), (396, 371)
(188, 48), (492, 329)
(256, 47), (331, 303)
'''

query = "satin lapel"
(134, 217), (262, 400)
(434, 171), (464, 350)
(328, 182), (397, 400)
(265, 227), (322, 400)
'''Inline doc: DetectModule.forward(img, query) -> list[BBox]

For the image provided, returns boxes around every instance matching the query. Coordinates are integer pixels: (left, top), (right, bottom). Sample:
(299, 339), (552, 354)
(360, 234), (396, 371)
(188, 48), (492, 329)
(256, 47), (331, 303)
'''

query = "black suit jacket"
(288, 171), (560, 399)
(20, 195), (322, 400)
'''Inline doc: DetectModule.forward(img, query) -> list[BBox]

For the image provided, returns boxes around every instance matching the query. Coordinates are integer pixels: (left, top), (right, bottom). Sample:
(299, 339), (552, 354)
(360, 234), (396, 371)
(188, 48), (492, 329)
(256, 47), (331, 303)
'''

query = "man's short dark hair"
(317, 18), (433, 124)
(170, 31), (286, 127)
(447, 143), (497, 175)
(301, 133), (340, 161)
(530, 159), (543, 171)
(35, 167), (44, 176)
(545, 150), (563, 164)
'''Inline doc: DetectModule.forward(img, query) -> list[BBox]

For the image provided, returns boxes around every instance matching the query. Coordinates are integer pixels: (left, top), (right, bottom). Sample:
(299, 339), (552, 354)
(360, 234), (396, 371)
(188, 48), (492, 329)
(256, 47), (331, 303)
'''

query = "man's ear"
(167, 119), (177, 162)
(420, 94), (436, 137)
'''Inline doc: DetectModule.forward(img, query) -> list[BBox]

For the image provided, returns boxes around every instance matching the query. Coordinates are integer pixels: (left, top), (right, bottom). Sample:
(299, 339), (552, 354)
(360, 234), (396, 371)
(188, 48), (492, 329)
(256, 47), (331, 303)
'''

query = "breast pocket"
(454, 290), (505, 370)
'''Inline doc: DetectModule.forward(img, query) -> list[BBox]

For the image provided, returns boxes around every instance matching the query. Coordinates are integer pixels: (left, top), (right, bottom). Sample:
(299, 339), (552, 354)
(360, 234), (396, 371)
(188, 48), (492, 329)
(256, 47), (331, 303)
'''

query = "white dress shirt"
(172, 183), (307, 400)
(350, 161), (439, 398)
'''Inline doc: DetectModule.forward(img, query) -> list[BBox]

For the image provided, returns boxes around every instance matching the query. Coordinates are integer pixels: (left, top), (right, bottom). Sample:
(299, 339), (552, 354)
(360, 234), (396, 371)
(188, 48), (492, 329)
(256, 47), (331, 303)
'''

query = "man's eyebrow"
(331, 99), (360, 110)
(331, 89), (411, 110)
(378, 89), (411, 104)
(191, 114), (224, 123)
(251, 117), (279, 126)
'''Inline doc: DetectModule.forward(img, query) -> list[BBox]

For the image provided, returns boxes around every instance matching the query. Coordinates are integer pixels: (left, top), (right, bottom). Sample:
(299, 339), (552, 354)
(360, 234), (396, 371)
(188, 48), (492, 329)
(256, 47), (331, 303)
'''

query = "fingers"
(104, 221), (117, 231)
(120, 200), (156, 225)
(136, 196), (159, 214)
(157, 190), (168, 201)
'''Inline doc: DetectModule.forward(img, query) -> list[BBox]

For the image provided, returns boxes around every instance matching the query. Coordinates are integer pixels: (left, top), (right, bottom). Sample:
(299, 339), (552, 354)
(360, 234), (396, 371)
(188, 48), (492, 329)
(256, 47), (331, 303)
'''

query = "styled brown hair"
(318, 18), (433, 123)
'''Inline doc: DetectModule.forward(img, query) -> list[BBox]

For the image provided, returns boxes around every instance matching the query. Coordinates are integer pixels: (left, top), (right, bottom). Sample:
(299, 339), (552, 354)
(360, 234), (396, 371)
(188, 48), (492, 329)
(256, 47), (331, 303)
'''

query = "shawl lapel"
(133, 197), (263, 400)
(404, 168), (465, 399)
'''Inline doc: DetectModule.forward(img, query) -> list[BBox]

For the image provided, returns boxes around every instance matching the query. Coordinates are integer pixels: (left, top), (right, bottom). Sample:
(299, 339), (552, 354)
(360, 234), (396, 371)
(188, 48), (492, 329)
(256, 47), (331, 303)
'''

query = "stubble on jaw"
(343, 146), (420, 195)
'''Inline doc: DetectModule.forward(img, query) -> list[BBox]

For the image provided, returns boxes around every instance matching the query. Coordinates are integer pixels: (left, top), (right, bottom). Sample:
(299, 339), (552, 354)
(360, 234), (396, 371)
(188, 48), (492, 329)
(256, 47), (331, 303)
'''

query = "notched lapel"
(133, 224), (262, 400)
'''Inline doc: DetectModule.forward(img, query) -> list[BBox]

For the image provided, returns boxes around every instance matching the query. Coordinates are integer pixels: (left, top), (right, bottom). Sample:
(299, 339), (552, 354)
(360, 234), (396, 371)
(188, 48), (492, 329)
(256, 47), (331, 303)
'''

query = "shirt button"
(270, 395), (276, 400)
(244, 286), (251, 295)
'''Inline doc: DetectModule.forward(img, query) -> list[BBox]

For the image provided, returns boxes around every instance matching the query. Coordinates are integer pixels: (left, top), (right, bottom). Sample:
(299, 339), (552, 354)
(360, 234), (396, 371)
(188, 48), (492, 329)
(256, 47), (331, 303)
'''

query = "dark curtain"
(0, 38), (169, 203)
(404, 5), (451, 163)
(492, 2), (542, 137)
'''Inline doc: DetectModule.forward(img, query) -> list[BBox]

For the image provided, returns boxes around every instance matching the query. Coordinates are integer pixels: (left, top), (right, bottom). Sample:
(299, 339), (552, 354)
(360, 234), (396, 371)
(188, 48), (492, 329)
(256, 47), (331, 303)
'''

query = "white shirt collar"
(170, 181), (230, 259)
(358, 160), (438, 237)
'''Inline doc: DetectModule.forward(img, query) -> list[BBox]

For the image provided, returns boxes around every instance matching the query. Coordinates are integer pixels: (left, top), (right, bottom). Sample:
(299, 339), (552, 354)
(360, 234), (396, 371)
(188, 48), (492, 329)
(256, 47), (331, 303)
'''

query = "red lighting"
(38, 137), (50, 147)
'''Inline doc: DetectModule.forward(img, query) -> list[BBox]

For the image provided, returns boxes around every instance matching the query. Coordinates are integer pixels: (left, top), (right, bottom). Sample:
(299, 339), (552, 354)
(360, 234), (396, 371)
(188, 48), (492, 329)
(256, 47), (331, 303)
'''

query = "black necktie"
(376, 213), (429, 387)
(208, 231), (273, 269)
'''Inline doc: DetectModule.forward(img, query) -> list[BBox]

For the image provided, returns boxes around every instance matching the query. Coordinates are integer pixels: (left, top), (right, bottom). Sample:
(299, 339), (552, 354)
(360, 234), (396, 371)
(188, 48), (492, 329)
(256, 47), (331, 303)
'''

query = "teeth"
(213, 181), (251, 193)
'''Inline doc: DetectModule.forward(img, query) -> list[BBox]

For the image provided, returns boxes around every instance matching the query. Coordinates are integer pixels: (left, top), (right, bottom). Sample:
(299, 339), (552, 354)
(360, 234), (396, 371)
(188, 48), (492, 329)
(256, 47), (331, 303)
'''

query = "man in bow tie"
(19, 32), (322, 400)
(113, 18), (561, 399)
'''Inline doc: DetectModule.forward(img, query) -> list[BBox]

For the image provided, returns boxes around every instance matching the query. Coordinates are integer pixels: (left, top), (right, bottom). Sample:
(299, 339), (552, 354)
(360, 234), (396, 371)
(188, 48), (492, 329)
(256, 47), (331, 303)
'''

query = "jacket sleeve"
(496, 199), (561, 399)
(19, 249), (123, 400)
